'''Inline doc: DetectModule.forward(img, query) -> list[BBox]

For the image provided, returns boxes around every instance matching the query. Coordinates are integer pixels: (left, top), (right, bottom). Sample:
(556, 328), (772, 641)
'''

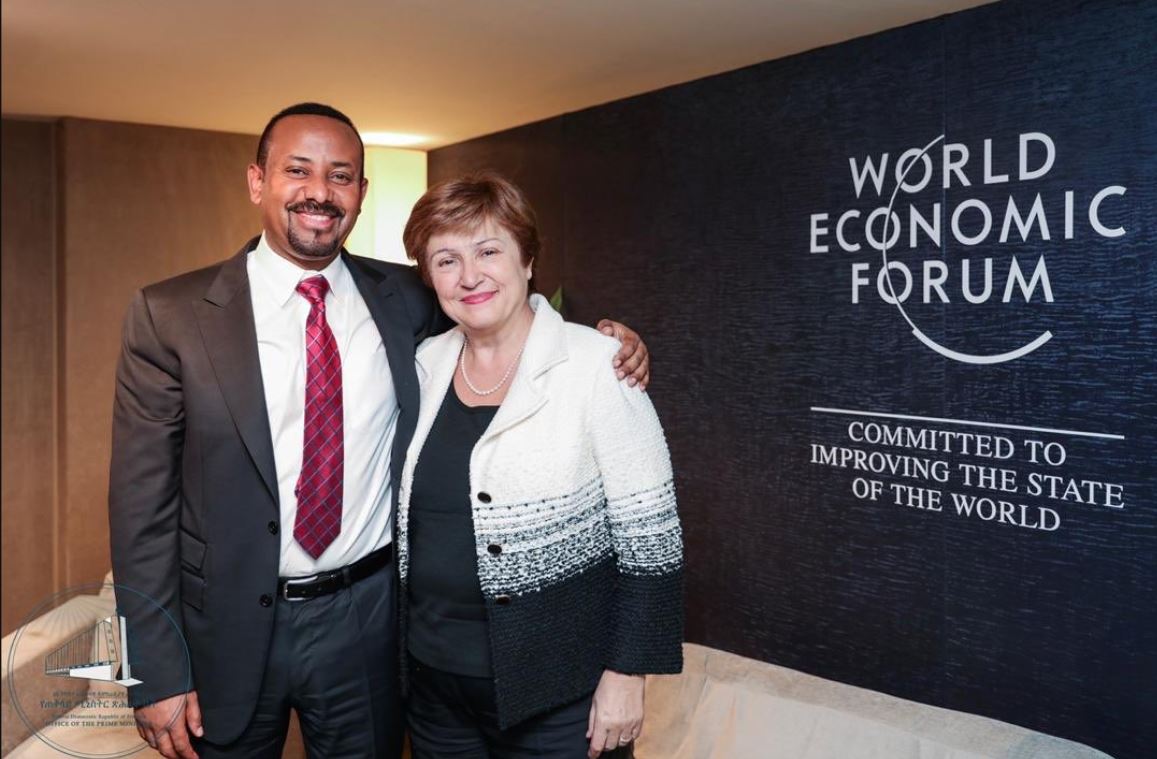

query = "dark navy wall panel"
(428, 1), (1156, 756)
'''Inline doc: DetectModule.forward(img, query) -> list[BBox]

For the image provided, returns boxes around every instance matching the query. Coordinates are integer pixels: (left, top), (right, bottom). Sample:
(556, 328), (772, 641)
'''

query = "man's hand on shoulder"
(598, 320), (650, 390)
(135, 690), (203, 759)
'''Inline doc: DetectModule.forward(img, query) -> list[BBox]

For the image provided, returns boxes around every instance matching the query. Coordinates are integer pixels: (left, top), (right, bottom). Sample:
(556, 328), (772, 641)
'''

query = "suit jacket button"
(487, 543), (502, 555)
(267, 521), (279, 535)
(260, 594), (273, 607)
(494, 594), (511, 606)
(477, 492), (492, 503)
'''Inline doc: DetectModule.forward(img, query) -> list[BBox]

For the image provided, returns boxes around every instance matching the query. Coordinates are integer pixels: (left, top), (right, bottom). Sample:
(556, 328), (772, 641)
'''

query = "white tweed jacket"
(397, 292), (683, 605)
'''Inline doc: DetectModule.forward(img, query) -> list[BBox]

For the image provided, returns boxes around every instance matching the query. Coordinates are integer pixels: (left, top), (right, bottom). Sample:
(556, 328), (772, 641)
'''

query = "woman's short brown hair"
(403, 171), (541, 286)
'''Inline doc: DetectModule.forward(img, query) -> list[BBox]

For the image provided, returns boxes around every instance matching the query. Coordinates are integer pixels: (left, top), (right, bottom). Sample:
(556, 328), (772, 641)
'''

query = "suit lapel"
(481, 294), (568, 442)
(193, 241), (280, 505)
(483, 364), (547, 441)
(346, 254), (418, 415)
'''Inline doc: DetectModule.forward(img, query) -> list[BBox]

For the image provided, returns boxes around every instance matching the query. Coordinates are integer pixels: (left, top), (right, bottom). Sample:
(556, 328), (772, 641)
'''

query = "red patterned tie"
(294, 275), (343, 558)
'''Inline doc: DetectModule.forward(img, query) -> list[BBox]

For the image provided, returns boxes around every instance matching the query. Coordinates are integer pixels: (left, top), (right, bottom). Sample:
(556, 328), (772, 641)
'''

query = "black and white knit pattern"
(468, 476), (682, 596)
(606, 480), (682, 575)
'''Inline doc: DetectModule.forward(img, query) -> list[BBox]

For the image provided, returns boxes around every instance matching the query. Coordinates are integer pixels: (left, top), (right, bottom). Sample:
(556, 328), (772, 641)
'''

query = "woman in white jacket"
(398, 173), (683, 758)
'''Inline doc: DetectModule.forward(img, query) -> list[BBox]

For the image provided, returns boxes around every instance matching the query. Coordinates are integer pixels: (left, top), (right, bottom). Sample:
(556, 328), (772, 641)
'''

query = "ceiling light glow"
(361, 131), (428, 147)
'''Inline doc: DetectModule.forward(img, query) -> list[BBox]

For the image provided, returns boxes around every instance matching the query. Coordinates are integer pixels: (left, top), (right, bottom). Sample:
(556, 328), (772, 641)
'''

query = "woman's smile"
(461, 291), (497, 305)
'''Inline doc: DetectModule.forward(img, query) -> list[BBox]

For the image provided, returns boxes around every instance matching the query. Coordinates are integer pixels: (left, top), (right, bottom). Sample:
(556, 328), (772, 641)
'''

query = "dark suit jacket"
(108, 236), (445, 744)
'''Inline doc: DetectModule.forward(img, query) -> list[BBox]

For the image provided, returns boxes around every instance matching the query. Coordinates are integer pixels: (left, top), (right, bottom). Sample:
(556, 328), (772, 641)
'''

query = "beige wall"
(1, 119), (60, 635)
(1, 117), (260, 632)
(58, 118), (260, 590)
(1, 115), (339, 757)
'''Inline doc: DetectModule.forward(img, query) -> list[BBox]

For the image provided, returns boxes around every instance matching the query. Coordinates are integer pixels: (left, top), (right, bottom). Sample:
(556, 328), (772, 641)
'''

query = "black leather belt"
(278, 544), (393, 602)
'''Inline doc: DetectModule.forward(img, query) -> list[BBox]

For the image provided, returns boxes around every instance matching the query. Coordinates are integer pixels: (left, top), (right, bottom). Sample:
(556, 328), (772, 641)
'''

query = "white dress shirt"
(248, 235), (397, 576)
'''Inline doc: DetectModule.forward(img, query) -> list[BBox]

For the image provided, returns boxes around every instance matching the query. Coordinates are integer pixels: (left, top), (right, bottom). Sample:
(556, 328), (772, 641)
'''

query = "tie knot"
(296, 275), (330, 305)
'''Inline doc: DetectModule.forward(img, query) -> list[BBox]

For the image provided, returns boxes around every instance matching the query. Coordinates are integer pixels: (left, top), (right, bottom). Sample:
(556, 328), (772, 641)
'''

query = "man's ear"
(351, 176), (368, 218)
(247, 164), (264, 205)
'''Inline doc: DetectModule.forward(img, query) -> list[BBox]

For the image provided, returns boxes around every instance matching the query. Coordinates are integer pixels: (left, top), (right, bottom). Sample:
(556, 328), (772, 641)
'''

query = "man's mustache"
(288, 200), (344, 218)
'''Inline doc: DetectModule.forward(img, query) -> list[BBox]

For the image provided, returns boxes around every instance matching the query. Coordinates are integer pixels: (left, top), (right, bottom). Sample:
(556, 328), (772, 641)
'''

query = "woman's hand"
(597, 320), (650, 389)
(586, 670), (645, 757)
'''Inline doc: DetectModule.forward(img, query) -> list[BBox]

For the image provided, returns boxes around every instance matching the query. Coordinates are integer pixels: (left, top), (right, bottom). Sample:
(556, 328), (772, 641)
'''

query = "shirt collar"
(252, 233), (352, 307)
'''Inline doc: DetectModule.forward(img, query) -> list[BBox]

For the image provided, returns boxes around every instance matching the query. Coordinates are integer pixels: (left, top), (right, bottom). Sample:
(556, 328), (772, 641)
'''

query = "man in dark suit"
(108, 103), (648, 759)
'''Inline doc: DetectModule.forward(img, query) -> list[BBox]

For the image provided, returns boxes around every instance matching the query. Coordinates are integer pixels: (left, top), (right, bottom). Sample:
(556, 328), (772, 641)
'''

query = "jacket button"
(494, 594), (511, 606)
(487, 544), (502, 555)
(260, 594), (273, 607)
(267, 521), (279, 535)
(477, 492), (492, 503)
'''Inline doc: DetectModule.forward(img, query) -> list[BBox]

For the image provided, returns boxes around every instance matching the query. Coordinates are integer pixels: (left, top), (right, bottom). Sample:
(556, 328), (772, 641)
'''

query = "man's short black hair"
(255, 102), (364, 171)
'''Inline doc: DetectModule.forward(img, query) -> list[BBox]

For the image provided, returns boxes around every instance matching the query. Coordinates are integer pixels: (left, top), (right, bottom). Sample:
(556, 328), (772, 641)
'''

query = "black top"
(407, 383), (499, 677)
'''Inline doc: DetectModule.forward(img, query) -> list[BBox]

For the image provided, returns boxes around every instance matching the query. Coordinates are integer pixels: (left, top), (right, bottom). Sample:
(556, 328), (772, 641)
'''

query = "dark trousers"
(194, 567), (403, 759)
(407, 658), (632, 759)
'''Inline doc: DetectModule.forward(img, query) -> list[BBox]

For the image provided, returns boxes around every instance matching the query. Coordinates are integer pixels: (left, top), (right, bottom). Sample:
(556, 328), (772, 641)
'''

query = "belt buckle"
(282, 572), (321, 602)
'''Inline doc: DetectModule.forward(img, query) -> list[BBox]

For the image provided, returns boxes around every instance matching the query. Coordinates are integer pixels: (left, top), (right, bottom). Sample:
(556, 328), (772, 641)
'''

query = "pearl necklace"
(459, 335), (527, 396)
